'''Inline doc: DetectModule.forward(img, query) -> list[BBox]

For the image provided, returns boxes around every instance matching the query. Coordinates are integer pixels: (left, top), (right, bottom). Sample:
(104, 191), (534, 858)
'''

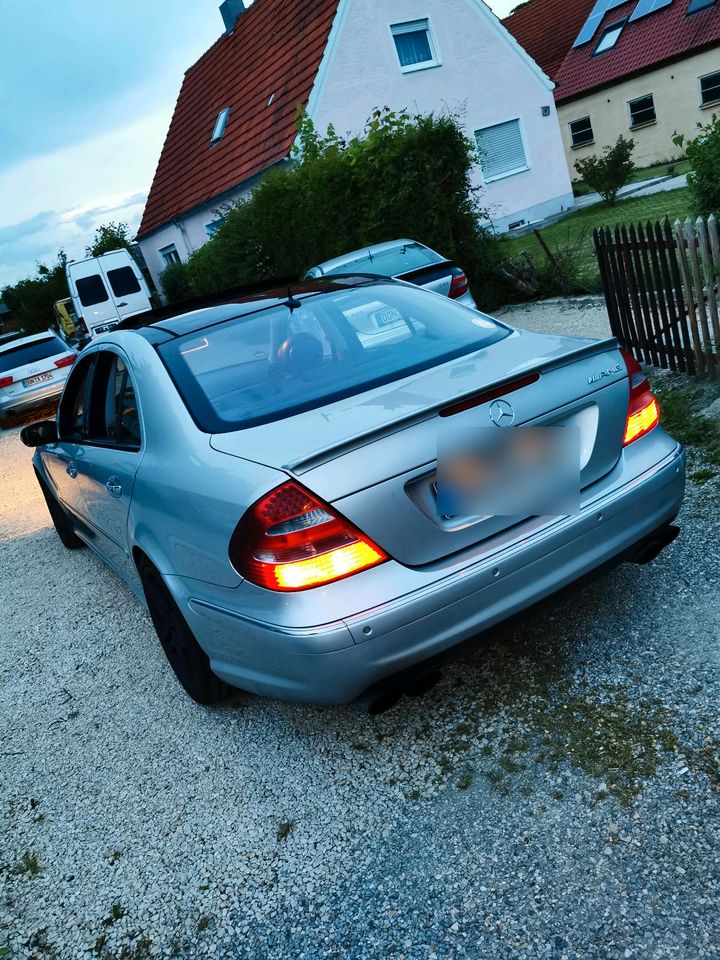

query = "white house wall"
(309, 0), (574, 232)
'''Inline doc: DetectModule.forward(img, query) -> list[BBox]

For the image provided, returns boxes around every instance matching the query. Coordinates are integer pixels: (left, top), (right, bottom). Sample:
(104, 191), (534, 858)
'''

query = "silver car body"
(305, 239), (478, 310)
(32, 280), (685, 704)
(0, 331), (75, 417)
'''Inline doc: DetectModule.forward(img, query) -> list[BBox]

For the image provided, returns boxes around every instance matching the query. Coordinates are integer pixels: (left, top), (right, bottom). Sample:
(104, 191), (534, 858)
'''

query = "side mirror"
(20, 419), (59, 448)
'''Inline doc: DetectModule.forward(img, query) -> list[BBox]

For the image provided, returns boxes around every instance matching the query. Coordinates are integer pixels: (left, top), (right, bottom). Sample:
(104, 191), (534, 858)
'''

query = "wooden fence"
(594, 215), (720, 379)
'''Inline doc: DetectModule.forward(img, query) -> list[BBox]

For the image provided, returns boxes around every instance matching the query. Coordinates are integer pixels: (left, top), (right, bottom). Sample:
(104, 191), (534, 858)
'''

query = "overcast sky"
(0, 0), (519, 290)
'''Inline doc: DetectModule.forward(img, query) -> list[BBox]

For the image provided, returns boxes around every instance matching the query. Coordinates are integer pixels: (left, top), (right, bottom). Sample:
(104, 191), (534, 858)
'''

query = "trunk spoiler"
(286, 336), (619, 475)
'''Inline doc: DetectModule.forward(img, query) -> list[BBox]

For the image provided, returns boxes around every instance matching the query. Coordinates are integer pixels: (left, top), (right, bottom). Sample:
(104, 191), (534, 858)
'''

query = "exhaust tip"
(365, 688), (403, 716)
(631, 524), (680, 565)
(405, 670), (443, 699)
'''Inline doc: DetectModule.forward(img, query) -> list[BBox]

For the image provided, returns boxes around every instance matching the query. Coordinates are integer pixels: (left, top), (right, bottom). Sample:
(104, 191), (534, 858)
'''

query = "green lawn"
(499, 185), (694, 287)
(571, 159), (691, 197)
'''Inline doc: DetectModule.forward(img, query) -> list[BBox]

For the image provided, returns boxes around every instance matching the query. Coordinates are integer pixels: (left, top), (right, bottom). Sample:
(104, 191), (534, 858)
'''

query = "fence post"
(696, 216), (720, 374)
(685, 217), (715, 380)
(674, 218), (706, 377)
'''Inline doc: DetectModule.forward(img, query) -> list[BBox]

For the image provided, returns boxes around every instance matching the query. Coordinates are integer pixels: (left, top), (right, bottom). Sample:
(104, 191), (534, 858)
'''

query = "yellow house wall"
(557, 46), (720, 174)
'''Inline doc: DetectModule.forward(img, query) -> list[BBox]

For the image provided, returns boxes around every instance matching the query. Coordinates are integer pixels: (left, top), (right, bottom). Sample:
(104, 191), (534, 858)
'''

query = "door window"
(107, 266), (142, 298)
(58, 355), (96, 441)
(94, 352), (142, 450)
(76, 274), (110, 307)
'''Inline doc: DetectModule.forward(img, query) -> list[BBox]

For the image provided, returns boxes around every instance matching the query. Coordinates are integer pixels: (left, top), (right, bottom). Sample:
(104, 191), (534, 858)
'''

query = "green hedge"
(161, 109), (502, 305)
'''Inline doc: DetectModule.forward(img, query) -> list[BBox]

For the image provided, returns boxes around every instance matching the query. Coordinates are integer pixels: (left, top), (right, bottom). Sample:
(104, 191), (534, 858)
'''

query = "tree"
(161, 109), (502, 305)
(574, 136), (636, 205)
(1, 252), (69, 334)
(86, 222), (133, 257)
(673, 117), (720, 217)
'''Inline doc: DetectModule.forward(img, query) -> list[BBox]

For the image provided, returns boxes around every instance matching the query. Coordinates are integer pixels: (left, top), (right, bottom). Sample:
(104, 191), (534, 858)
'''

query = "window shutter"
(475, 120), (527, 180)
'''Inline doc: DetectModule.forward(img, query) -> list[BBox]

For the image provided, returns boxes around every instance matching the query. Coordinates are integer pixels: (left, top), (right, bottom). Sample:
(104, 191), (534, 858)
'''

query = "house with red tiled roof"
(503, 0), (597, 80)
(505, 0), (720, 173)
(137, 0), (575, 287)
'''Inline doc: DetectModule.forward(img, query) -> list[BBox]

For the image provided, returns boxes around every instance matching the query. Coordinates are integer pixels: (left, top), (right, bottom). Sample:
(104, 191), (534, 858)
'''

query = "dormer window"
(211, 107), (231, 144)
(594, 18), (626, 54)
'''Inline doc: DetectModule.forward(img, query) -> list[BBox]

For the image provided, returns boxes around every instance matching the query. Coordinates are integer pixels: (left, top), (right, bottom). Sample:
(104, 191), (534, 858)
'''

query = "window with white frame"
(211, 107), (231, 144)
(475, 119), (528, 181)
(700, 70), (720, 106)
(390, 20), (440, 72)
(629, 94), (656, 127)
(159, 244), (181, 267)
(205, 219), (225, 238)
(569, 116), (594, 148)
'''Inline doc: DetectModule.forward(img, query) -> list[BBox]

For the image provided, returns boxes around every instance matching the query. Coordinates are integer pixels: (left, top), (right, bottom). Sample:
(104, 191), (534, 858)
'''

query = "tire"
(139, 560), (233, 705)
(34, 468), (85, 550)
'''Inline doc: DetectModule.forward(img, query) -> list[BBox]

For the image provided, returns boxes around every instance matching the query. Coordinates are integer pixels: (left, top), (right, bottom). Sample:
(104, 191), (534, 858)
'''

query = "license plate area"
(22, 372), (53, 388)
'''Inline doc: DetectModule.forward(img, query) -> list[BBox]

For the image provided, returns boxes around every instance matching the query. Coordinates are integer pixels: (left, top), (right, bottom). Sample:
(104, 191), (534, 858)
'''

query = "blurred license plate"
(22, 373), (52, 388)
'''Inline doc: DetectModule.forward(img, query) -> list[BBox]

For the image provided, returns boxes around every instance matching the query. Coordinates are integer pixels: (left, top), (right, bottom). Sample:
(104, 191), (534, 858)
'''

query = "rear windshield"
(0, 336), (66, 374)
(321, 243), (444, 278)
(159, 283), (508, 432)
(107, 266), (141, 298)
(76, 274), (109, 307)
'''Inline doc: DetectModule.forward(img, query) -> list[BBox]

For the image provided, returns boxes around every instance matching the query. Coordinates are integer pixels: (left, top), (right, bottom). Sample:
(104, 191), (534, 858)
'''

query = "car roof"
(124, 275), (392, 341)
(0, 330), (59, 354)
(310, 239), (427, 276)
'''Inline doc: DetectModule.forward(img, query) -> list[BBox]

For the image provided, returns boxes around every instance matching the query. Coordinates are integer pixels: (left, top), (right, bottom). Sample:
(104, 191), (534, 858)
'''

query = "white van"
(66, 250), (152, 339)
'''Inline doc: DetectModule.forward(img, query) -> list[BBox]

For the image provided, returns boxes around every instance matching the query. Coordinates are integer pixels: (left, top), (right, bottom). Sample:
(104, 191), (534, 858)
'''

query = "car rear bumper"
(0, 379), (65, 416)
(173, 439), (686, 704)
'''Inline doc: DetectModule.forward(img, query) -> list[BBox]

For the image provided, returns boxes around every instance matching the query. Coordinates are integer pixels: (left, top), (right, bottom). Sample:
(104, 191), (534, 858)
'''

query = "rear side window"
(159, 283), (509, 432)
(107, 266), (141, 298)
(321, 243), (443, 278)
(94, 353), (142, 449)
(0, 336), (66, 374)
(76, 274), (109, 307)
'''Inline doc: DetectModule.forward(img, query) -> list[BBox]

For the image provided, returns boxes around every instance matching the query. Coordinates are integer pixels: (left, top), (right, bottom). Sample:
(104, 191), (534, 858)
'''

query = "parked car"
(66, 249), (152, 340)
(22, 277), (684, 709)
(305, 239), (478, 309)
(0, 331), (76, 423)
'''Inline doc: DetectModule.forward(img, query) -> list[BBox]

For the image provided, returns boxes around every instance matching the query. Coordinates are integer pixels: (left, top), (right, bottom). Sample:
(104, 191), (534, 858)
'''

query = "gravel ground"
(497, 296), (613, 342)
(2, 300), (719, 960)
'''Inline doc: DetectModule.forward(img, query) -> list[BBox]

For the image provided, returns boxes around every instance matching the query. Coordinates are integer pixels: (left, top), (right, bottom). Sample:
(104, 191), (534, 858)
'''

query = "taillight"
(449, 269), (470, 300)
(54, 354), (77, 369)
(621, 350), (660, 446)
(230, 480), (388, 591)
(0, 375), (13, 388)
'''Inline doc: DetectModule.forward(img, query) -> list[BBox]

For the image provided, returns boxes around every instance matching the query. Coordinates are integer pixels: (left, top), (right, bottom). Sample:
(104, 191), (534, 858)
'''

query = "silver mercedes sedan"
(22, 277), (685, 709)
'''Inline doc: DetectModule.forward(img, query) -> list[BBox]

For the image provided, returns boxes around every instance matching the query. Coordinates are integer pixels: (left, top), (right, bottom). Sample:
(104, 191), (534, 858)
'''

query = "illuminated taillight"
(230, 481), (388, 591)
(621, 350), (660, 446)
(449, 270), (469, 299)
(0, 376), (13, 388)
(54, 354), (77, 369)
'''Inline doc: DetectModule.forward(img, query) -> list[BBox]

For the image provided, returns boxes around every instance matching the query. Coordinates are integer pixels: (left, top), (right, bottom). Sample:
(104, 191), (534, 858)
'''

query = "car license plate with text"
(22, 372), (52, 388)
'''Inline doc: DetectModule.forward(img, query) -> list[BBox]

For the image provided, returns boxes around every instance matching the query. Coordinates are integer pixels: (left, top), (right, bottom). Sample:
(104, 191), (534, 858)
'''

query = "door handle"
(105, 477), (123, 498)
(66, 462), (78, 479)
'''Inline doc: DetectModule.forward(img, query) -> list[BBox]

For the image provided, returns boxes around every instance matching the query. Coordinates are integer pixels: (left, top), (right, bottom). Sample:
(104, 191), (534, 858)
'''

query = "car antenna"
(283, 286), (303, 313)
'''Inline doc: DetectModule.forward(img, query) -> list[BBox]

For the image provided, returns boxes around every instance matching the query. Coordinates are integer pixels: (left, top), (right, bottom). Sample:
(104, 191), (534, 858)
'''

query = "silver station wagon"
(0, 332), (76, 422)
(22, 278), (685, 710)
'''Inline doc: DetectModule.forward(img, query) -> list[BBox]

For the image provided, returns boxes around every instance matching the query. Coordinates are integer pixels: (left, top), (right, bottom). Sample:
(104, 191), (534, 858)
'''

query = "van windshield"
(159, 282), (509, 432)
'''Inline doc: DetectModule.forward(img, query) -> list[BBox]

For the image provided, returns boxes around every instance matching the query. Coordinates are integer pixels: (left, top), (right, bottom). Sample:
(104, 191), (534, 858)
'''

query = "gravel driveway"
(2, 307), (719, 959)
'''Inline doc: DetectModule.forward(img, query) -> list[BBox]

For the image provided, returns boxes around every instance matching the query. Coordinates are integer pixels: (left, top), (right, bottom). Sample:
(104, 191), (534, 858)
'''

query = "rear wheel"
(139, 560), (233, 705)
(34, 469), (85, 550)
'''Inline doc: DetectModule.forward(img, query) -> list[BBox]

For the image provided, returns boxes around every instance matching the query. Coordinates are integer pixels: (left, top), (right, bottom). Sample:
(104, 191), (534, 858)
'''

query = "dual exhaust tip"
(361, 669), (443, 716)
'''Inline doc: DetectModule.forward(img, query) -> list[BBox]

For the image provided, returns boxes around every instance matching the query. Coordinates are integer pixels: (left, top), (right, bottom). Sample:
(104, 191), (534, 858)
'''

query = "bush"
(574, 136), (636, 205)
(673, 116), (720, 217)
(161, 109), (502, 306)
(1, 252), (69, 334)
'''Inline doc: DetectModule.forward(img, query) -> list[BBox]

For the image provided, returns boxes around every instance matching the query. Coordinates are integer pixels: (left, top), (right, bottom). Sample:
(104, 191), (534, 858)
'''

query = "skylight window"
(688, 0), (715, 12)
(594, 19), (626, 53)
(211, 107), (231, 144)
(574, 0), (627, 47)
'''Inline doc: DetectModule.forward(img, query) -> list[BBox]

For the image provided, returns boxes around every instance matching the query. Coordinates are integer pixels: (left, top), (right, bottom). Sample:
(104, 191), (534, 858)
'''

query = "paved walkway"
(575, 173), (688, 210)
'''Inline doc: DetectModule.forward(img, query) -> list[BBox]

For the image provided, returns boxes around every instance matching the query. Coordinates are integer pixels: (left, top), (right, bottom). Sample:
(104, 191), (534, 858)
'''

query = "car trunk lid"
(211, 329), (629, 565)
